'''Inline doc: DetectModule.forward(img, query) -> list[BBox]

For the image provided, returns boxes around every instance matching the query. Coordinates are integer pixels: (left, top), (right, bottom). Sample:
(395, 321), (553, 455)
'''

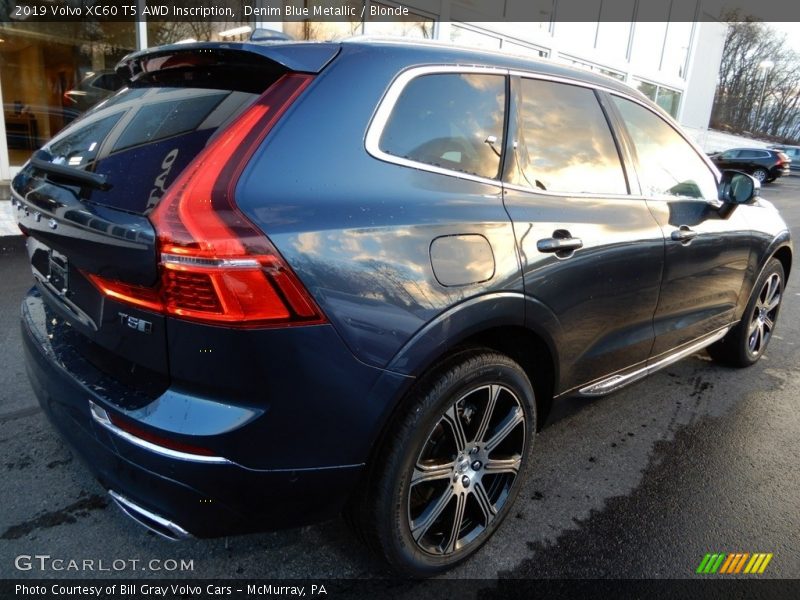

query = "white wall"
(678, 20), (728, 129)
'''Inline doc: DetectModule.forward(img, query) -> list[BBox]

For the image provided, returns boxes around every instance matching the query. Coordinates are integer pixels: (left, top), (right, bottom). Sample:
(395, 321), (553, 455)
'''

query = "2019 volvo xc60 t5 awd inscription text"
(13, 39), (792, 576)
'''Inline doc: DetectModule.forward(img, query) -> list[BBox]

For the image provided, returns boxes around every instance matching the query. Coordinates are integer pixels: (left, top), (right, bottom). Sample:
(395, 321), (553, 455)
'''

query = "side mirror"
(718, 170), (759, 204)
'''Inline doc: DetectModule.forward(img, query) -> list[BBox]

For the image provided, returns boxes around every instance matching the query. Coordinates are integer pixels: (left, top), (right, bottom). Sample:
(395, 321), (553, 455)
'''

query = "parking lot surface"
(1, 178), (799, 581)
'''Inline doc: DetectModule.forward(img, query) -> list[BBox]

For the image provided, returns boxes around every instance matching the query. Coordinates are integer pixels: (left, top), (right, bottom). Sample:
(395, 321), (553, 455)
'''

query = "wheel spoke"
(484, 454), (522, 475)
(445, 492), (467, 553)
(748, 318), (759, 336)
(474, 384), (500, 444)
(765, 275), (780, 305)
(765, 293), (781, 312)
(485, 406), (524, 452)
(442, 405), (468, 451)
(764, 316), (775, 333)
(473, 480), (497, 526)
(412, 461), (455, 486)
(410, 486), (453, 542)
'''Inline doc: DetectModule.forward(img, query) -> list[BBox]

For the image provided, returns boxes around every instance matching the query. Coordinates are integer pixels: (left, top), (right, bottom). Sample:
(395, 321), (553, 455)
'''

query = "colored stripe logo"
(696, 553), (773, 574)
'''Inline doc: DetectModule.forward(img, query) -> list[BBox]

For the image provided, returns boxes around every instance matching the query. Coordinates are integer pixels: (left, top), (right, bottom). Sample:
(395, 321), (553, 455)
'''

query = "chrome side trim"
(109, 490), (192, 541)
(89, 401), (231, 465)
(578, 326), (731, 397)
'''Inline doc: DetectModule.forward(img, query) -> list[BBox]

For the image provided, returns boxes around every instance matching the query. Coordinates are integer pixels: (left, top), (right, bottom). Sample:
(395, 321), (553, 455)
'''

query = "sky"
(766, 22), (800, 54)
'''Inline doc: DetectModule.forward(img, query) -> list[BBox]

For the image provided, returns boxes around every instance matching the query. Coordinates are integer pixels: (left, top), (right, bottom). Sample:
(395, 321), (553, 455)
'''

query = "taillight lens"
(89, 73), (325, 328)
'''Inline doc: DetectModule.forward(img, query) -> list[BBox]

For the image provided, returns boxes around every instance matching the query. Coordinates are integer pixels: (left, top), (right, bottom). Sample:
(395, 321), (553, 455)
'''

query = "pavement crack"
(1, 494), (108, 540)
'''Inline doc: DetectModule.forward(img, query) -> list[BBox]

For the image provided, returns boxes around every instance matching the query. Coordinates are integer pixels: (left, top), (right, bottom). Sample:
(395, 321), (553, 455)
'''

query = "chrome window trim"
(366, 64), (718, 198)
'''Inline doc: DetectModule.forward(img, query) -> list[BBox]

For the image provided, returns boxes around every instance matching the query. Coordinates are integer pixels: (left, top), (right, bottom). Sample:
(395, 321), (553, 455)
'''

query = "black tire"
(766, 177), (776, 183)
(708, 258), (784, 367)
(347, 350), (536, 576)
(752, 168), (768, 183)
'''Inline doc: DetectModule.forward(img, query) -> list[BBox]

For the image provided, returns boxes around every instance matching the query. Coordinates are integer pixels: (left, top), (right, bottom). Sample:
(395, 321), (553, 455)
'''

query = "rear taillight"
(89, 73), (325, 328)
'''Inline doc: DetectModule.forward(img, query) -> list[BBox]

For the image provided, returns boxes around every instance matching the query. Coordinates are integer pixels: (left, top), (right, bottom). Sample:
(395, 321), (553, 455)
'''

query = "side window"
(507, 78), (627, 195)
(612, 96), (717, 200)
(720, 150), (738, 159)
(379, 73), (505, 179)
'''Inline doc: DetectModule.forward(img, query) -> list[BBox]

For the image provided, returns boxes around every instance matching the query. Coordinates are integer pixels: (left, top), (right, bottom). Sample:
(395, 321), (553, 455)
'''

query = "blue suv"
(13, 39), (792, 575)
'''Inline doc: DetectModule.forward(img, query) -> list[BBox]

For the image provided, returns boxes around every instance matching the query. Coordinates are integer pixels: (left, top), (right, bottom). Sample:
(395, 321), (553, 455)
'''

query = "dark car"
(709, 147), (791, 183)
(770, 144), (800, 171)
(62, 69), (125, 115)
(12, 40), (792, 576)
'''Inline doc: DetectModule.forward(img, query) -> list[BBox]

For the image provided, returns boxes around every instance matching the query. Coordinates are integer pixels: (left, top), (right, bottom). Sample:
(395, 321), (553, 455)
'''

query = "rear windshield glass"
(27, 57), (286, 214)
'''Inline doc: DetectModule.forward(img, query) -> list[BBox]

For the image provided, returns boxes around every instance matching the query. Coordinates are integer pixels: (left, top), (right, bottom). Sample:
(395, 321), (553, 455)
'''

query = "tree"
(711, 15), (800, 143)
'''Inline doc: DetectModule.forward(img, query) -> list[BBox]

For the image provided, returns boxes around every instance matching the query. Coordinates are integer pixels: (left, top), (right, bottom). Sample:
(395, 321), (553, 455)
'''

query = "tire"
(766, 177), (776, 183)
(708, 258), (784, 367)
(752, 168), (768, 183)
(348, 350), (536, 576)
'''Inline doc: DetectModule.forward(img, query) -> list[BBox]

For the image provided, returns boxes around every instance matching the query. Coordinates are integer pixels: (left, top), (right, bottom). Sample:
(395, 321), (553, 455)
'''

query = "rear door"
(12, 45), (331, 385)
(606, 94), (752, 356)
(501, 76), (665, 392)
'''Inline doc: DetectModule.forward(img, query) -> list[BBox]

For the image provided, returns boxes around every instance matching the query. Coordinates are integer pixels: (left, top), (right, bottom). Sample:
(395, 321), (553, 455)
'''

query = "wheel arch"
(364, 294), (561, 472)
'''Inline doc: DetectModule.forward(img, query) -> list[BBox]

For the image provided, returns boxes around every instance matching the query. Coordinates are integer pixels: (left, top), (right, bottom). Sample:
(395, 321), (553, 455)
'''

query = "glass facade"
(0, 4), (711, 180)
(0, 22), (134, 167)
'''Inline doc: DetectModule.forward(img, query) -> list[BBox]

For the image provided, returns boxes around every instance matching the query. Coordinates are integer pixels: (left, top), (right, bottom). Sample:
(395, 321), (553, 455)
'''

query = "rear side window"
(379, 73), (506, 179)
(507, 78), (627, 195)
(111, 91), (227, 152)
(612, 96), (717, 200)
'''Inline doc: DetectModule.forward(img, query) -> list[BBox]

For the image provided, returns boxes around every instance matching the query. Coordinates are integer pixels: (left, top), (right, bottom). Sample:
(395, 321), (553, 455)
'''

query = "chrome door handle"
(537, 236), (584, 253)
(670, 226), (698, 242)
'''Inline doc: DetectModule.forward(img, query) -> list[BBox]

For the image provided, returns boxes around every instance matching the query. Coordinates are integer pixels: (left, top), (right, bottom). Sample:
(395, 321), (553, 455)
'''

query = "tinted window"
(506, 78), (627, 195)
(112, 91), (227, 152)
(93, 73), (123, 91)
(738, 149), (767, 158)
(46, 113), (123, 167)
(612, 96), (717, 199)
(720, 150), (738, 159)
(380, 73), (506, 179)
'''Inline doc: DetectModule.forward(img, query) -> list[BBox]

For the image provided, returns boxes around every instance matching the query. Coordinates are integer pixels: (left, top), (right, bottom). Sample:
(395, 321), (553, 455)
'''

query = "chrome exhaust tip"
(109, 490), (193, 541)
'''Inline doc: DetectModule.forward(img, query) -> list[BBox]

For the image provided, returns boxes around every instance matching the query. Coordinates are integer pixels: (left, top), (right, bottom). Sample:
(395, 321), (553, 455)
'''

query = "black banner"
(2, 579), (800, 600)
(3, 0), (800, 24)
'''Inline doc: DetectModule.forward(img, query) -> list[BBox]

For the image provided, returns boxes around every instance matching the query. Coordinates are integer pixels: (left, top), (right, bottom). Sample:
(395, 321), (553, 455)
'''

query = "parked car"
(708, 147), (790, 183)
(62, 69), (125, 114)
(769, 144), (800, 171)
(13, 40), (792, 577)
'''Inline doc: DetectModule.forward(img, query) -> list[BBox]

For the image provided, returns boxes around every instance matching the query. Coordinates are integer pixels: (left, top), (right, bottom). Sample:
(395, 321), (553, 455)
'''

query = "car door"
(606, 94), (752, 357)
(501, 76), (665, 392)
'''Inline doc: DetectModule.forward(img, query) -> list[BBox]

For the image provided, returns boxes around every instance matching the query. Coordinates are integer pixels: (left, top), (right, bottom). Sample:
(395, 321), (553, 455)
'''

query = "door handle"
(670, 226), (698, 242)
(537, 235), (584, 253)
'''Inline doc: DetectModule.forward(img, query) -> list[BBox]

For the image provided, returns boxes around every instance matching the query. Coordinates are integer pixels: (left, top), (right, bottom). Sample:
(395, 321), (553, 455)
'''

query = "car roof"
(119, 38), (647, 103)
(341, 37), (643, 97)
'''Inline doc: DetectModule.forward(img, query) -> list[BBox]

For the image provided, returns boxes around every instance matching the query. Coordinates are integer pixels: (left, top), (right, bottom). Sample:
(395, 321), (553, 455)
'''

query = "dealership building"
(0, 0), (727, 182)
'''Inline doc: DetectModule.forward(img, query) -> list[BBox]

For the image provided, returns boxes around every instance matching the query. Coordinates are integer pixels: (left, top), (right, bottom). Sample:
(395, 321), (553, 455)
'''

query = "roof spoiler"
(116, 41), (340, 81)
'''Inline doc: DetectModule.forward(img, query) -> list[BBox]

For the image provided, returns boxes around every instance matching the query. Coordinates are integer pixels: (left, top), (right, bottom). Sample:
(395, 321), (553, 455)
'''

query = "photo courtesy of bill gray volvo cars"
(11, 39), (792, 576)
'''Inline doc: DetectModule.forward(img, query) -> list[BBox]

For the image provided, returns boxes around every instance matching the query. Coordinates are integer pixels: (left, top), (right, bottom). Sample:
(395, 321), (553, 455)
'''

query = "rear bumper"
(21, 287), (383, 537)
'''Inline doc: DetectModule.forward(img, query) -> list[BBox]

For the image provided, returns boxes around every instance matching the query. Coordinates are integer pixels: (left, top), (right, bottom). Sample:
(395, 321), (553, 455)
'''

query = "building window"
(633, 79), (682, 118)
(363, 2), (434, 38)
(450, 24), (502, 50)
(501, 40), (548, 59)
(560, 55), (626, 82)
(0, 22), (135, 167)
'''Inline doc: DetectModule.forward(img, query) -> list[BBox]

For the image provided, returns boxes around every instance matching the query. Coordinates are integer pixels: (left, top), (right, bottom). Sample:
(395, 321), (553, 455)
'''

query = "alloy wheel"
(747, 272), (781, 357)
(407, 384), (526, 556)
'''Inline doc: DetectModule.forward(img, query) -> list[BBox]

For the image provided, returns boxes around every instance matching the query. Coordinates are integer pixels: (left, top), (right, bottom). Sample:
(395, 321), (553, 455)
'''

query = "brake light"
(88, 73), (326, 328)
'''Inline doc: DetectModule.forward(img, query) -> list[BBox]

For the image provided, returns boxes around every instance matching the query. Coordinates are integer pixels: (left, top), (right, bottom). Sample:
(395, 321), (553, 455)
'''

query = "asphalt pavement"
(1, 179), (799, 584)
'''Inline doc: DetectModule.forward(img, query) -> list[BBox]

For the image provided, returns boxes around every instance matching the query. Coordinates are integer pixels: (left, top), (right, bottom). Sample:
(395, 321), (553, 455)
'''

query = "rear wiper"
(29, 157), (112, 191)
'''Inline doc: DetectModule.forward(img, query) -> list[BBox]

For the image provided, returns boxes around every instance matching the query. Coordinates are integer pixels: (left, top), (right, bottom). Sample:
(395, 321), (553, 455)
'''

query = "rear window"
(379, 73), (506, 179)
(28, 57), (287, 214)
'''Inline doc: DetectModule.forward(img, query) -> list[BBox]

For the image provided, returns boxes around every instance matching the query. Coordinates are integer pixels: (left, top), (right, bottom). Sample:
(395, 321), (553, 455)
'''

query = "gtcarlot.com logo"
(14, 554), (194, 572)
(696, 552), (773, 575)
